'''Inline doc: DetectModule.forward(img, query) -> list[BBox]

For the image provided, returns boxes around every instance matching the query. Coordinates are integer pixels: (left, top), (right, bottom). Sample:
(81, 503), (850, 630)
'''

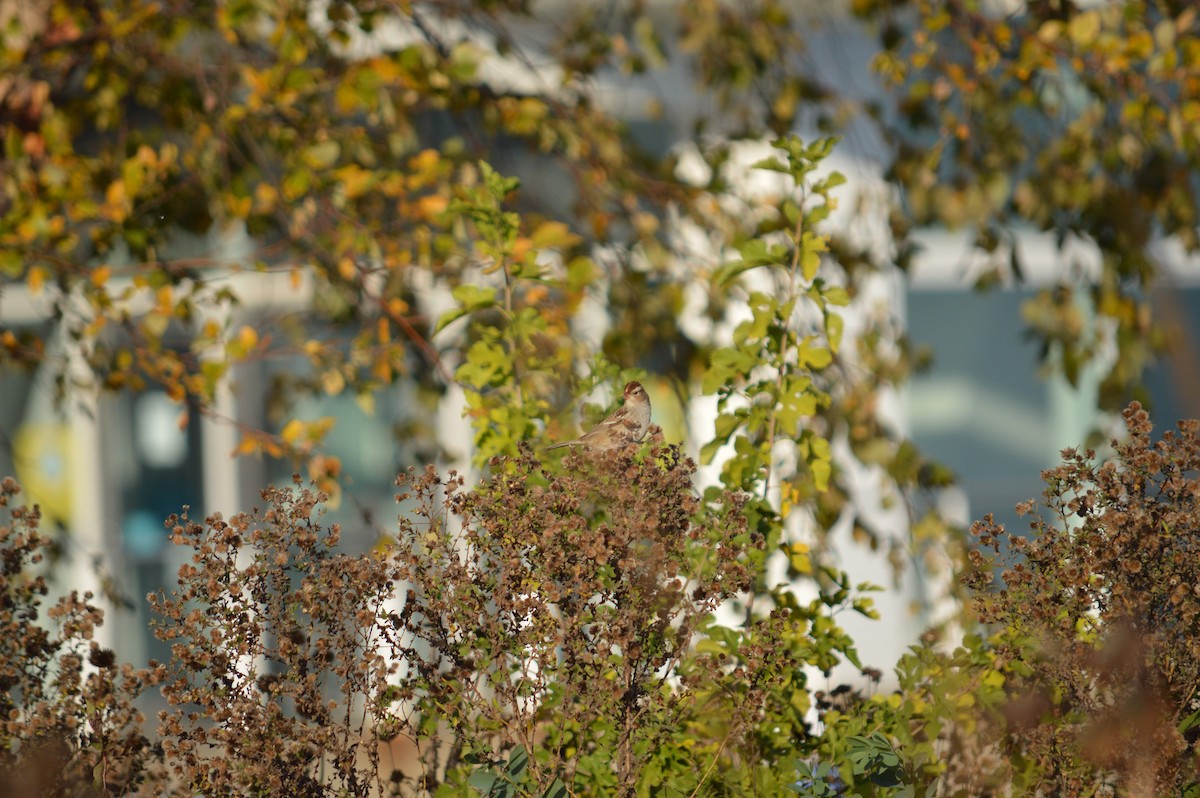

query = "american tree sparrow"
(547, 381), (651, 451)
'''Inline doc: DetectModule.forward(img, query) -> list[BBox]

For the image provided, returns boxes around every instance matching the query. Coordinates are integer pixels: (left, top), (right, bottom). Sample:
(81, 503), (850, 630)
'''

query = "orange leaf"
(91, 265), (112, 287)
(234, 437), (261, 456)
(416, 194), (448, 218)
(27, 266), (45, 295)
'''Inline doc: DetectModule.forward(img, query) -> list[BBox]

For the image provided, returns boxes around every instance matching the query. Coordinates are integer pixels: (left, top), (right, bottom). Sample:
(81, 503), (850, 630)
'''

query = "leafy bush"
(391, 444), (759, 795)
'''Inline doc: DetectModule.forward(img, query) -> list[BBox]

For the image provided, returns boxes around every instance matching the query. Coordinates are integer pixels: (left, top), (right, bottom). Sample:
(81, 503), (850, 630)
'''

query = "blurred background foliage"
(1, 0), (1199, 649)
(3, 0), (1196, 480)
(5, 0), (1199, 490)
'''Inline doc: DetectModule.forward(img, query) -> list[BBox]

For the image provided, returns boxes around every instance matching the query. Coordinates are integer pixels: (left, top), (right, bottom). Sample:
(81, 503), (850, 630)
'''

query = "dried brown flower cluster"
(0, 438), (775, 795)
(0, 477), (162, 796)
(150, 473), (404, 796)
(966, 402), (1200, 796)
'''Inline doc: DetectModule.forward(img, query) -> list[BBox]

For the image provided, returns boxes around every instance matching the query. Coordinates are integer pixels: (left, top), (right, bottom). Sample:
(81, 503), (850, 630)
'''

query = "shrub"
(962, 401), (1200, 795)
(145, 443), (852, 796)
(150, 474), (403, 797)
(0, 477), (162, 796)
(0, 437), (878, 795)
(790, 401), (1200, 798)
(390, 444), (760, 795)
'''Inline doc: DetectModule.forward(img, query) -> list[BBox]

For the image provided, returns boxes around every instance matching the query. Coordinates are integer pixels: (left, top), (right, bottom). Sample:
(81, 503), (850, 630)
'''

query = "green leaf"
(800, 231), (827, 282)
(506, 745), (528, 778)
(701, 348), (757, 394)
(302, 140), (341, 169)
(810, 457), (831, 492)
(480, 161), (521, 199)
(468, 767), (499, 794)
(456, 339), (510, 389)
(434, 285), (497, 334)
(541, 780), (569, 798)
(713, 239), (786, 286)
(797, 339), (832, 370)
(826, 312), (845, 353)
(750, 155), (790, 173)
(566, 256), (597, 292)
(0, 250), (23, 277)
(814, 171), (847, 193)
(816, 283), (850, 307)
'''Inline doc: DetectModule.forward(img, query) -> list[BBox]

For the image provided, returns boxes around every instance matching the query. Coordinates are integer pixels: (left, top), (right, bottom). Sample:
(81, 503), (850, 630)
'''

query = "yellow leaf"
(1037, 20), (1063, 43)
(529, 220), (582, 250)
(355, 391), (376, 417)
(310, 417), (336, 439)
(105, 180), (126, 207)
(254, 182), (278, 212)
(280, 419), (305, 445)
(408, 149), (442, 186)
(373, 359), (393, 383)
(524, 284), (548, 306)
(785, 541), (813, 575)
(632, 212), (658, 237)
(334, 164), (373, 199)
(237, 325), (258, 352)
(27, 266), (45, 295)
(322, 369), (345, 395)
(1067, 11), (1100, 46)
(225, 193), (252, 218)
